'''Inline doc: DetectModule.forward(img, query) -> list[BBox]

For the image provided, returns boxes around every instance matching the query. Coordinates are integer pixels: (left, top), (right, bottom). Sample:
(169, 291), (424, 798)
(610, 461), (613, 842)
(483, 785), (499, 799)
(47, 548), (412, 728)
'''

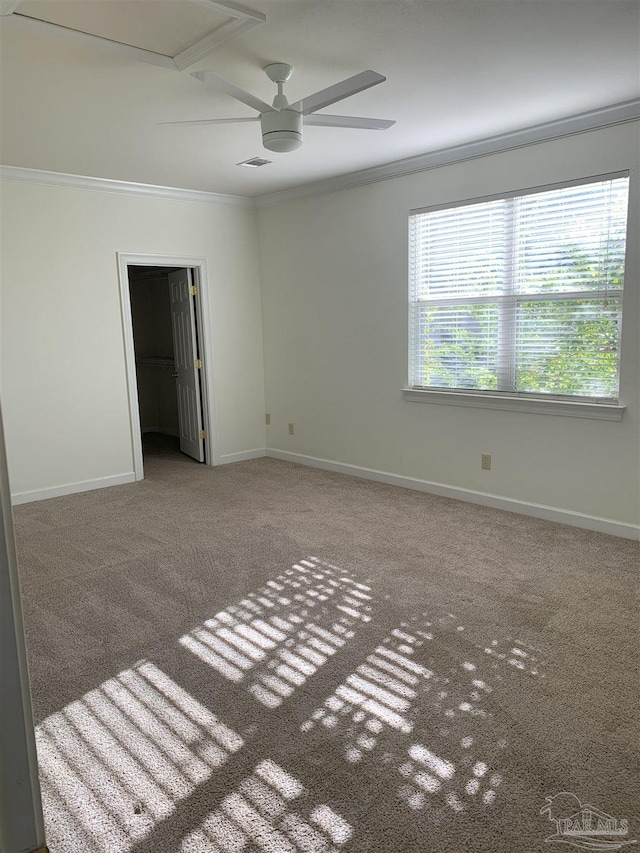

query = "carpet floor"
(13, 434), (639, 853)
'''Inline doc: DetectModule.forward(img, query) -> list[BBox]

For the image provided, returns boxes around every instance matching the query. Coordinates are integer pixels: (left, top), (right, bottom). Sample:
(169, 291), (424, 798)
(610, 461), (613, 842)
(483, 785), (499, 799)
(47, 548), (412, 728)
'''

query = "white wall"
(0, 181), (266, 499)
(258, 123), (640, 535)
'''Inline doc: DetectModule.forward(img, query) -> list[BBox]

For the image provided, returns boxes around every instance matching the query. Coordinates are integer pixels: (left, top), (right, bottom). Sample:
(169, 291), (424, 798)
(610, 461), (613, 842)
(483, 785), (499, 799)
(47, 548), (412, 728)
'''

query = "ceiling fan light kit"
(260, 108), (303, 152)
(177, 63), (395, 154)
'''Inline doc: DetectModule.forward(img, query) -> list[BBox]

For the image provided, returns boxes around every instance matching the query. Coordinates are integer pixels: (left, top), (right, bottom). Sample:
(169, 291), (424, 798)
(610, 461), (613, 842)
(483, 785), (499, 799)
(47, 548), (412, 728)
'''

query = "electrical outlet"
(481, 453), (491, 470)
(288, 423), (295, 435)
(265, 413), (271, 425)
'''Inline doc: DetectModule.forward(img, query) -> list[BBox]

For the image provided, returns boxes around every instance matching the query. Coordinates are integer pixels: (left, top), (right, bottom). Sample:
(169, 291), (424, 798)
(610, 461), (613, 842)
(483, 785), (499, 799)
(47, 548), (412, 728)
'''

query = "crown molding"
(2, 100), (637, 210)
(0, 165), (255, 208)
(256, 99), (640, 208)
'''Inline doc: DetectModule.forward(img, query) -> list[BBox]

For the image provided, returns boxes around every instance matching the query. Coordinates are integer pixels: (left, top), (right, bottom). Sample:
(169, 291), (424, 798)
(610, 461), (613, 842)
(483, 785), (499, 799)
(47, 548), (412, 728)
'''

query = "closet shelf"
(136, 357), (175, 367)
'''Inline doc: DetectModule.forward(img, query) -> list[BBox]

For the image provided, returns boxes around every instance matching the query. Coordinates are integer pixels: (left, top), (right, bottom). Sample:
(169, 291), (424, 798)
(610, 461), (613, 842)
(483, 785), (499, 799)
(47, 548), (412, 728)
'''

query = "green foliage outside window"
(418, 238), (625, 398)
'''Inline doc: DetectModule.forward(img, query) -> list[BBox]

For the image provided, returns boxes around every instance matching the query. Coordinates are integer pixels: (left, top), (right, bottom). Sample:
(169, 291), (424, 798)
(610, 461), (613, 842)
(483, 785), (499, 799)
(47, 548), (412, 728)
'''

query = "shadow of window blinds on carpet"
(35, 556), (548, 851)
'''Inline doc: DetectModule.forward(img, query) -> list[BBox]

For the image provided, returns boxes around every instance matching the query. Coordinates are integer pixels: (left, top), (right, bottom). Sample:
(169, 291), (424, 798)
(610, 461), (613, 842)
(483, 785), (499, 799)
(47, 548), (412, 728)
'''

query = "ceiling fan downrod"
(262, 62), (302, 152)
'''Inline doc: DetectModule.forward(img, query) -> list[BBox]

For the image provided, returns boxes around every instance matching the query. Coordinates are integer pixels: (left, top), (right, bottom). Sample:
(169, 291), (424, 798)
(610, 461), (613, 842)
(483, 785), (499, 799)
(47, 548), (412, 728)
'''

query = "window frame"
(405, 171), (630, 420)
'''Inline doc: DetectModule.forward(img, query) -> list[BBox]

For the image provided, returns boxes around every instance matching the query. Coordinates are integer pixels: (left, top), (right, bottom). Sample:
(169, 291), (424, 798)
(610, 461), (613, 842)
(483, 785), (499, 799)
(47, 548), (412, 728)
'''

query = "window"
(408, 175), (629, 411)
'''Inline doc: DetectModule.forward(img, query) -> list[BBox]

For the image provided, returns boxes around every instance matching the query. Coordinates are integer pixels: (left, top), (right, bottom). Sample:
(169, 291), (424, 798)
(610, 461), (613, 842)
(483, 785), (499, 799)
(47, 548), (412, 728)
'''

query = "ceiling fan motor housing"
(261, 109), (302, 152)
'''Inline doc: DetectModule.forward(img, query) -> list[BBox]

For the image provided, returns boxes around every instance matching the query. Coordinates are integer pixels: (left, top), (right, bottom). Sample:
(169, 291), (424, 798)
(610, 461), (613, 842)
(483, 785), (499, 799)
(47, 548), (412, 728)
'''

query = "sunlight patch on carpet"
(36, 661), (244, 853)
(299, 610), (517, 821)
(179, 759), (352, 853)
(178, 557), (373, 708)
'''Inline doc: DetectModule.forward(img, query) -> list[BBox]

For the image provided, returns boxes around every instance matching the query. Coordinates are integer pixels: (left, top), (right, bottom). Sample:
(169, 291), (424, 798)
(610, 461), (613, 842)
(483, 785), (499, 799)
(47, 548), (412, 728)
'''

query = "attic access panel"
(2, 0), (265, 70)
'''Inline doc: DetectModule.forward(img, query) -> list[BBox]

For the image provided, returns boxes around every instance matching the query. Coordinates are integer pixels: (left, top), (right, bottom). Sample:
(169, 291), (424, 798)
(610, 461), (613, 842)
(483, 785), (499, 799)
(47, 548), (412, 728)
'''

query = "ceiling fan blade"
(159, 117), (259, 126)
(304, 114), (395, 130)
(191, 70), (272, 114)
(289, 70), (386, 115)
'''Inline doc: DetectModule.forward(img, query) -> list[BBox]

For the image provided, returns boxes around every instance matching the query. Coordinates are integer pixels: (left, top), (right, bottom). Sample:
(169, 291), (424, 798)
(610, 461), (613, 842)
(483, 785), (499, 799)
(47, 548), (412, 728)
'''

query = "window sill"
(402, 388), (626, 420)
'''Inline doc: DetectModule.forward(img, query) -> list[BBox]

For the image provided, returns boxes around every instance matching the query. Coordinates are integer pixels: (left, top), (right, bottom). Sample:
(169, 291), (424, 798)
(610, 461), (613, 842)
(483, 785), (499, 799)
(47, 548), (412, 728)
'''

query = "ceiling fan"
(162, 62), (395, 152)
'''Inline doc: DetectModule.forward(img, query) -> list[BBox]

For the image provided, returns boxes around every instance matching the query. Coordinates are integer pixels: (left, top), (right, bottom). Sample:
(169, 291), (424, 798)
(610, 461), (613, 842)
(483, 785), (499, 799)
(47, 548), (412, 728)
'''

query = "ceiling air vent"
(237, 157), (272, 168)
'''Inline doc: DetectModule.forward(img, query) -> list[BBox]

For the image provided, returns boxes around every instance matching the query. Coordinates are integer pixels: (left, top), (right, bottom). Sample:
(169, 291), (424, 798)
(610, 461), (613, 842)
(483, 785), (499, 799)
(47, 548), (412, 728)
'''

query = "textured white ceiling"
(1, 0), (638, 197)
(15, 0), (232, 55)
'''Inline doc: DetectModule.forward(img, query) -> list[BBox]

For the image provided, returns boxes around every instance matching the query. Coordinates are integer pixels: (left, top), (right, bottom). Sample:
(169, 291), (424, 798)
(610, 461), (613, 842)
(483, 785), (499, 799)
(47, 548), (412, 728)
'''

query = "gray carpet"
(13, 434), (640, 852)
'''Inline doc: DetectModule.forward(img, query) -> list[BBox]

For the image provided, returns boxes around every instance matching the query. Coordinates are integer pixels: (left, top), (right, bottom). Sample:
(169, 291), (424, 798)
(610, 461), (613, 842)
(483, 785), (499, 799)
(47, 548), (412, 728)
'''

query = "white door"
(169, 269), (205, 462)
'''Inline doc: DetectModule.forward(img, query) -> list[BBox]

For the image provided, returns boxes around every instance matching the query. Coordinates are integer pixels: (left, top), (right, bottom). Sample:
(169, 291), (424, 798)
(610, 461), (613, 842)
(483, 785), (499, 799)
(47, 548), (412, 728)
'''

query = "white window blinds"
(408, 175), (629, 402)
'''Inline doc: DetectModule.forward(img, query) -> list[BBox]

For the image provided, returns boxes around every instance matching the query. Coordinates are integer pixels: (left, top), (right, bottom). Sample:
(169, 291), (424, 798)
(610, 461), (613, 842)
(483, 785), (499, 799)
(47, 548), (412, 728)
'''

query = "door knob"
(171, 372), (178, 378)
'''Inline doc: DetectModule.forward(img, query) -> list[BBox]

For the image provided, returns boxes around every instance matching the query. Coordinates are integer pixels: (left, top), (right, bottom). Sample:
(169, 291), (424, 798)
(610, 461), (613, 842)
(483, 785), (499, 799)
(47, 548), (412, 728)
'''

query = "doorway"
(118, 254), (219, 480)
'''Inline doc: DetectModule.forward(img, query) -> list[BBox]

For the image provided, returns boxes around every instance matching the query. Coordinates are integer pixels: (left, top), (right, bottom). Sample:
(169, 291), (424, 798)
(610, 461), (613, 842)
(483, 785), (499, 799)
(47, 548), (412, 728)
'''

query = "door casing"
(117, 253), (220, 479)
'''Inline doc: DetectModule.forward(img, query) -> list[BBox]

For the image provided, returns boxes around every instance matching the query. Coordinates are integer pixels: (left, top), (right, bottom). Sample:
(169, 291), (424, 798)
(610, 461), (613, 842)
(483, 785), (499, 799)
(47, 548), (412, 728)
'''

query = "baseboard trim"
(218, 448), (267, 465)
(11, 473), (136, 505)
(266, 449), (640, 540)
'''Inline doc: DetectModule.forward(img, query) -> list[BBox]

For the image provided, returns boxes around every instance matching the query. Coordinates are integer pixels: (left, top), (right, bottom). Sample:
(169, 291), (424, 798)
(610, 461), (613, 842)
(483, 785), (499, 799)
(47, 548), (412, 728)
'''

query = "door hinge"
(194, 358), (202, 369)
(190, 285), (197, 295)
(199, 429), (208, 439)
